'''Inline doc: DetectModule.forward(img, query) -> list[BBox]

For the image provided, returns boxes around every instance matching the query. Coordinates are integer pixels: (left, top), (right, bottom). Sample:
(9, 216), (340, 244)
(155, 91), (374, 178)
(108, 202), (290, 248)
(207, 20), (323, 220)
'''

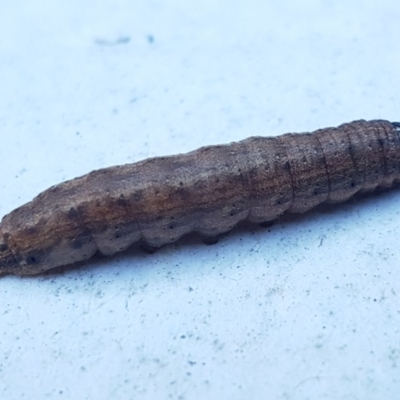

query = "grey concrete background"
(1, 1), (400, 399)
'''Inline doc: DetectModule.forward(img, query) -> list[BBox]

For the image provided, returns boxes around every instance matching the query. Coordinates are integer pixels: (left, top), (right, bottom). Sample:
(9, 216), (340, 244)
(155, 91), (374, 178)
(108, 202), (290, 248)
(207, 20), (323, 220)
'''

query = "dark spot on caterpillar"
(67, 207), (80, 220)
(25, 227), (39, 236)
(71, 230), (92, 250)
(27, 256), (36, 264)
(175, 187), (190, 200)
(116, 195), (128, 207)
(132, 190), (143, 201)
(24, 249), (46, 265)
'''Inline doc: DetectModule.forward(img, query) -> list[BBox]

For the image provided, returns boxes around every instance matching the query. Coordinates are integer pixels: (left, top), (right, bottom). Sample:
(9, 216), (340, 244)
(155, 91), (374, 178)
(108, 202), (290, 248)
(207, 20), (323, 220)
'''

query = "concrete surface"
(0, 1), (400, 399)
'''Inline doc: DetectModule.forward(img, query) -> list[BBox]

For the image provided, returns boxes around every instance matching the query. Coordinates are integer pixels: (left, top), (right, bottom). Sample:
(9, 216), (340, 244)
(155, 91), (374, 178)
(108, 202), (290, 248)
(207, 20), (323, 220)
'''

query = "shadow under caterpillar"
(1, 119), (400, 276)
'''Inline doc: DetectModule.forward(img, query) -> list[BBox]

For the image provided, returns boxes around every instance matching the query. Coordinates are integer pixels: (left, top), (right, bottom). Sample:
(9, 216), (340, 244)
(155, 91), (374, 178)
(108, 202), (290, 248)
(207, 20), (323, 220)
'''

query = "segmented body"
(1, 119), (399, 275)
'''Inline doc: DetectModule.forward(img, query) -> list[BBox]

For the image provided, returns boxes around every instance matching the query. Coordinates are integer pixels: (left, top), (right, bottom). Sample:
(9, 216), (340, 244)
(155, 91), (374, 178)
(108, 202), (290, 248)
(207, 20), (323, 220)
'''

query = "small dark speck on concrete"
(117, 36), (131, 44)
(15, 168), (27, 178)
(95, 36), (131, 46)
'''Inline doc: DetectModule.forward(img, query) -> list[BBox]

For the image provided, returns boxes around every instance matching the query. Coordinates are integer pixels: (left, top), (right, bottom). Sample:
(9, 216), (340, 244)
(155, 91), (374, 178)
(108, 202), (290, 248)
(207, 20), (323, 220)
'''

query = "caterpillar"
(1, 119), (400, 276)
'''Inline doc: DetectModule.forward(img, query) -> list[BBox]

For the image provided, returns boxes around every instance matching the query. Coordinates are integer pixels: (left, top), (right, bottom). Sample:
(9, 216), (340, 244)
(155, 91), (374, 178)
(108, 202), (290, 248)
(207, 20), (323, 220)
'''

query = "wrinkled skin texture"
(1, 120), (400, 275)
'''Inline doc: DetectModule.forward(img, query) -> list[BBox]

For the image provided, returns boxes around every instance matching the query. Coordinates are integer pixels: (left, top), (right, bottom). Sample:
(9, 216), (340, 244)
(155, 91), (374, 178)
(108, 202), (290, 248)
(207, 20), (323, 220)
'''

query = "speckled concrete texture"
(1, 1), (400, 399)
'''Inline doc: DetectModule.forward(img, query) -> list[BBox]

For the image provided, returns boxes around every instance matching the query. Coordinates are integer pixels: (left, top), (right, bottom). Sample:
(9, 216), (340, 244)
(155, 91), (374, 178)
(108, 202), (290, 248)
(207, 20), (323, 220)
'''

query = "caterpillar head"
(0, 230), (16, 276)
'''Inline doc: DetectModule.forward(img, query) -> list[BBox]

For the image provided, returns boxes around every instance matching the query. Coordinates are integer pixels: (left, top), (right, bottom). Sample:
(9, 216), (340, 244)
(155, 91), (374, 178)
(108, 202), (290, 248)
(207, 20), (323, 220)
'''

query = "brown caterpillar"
(1, 119), (400, 276)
